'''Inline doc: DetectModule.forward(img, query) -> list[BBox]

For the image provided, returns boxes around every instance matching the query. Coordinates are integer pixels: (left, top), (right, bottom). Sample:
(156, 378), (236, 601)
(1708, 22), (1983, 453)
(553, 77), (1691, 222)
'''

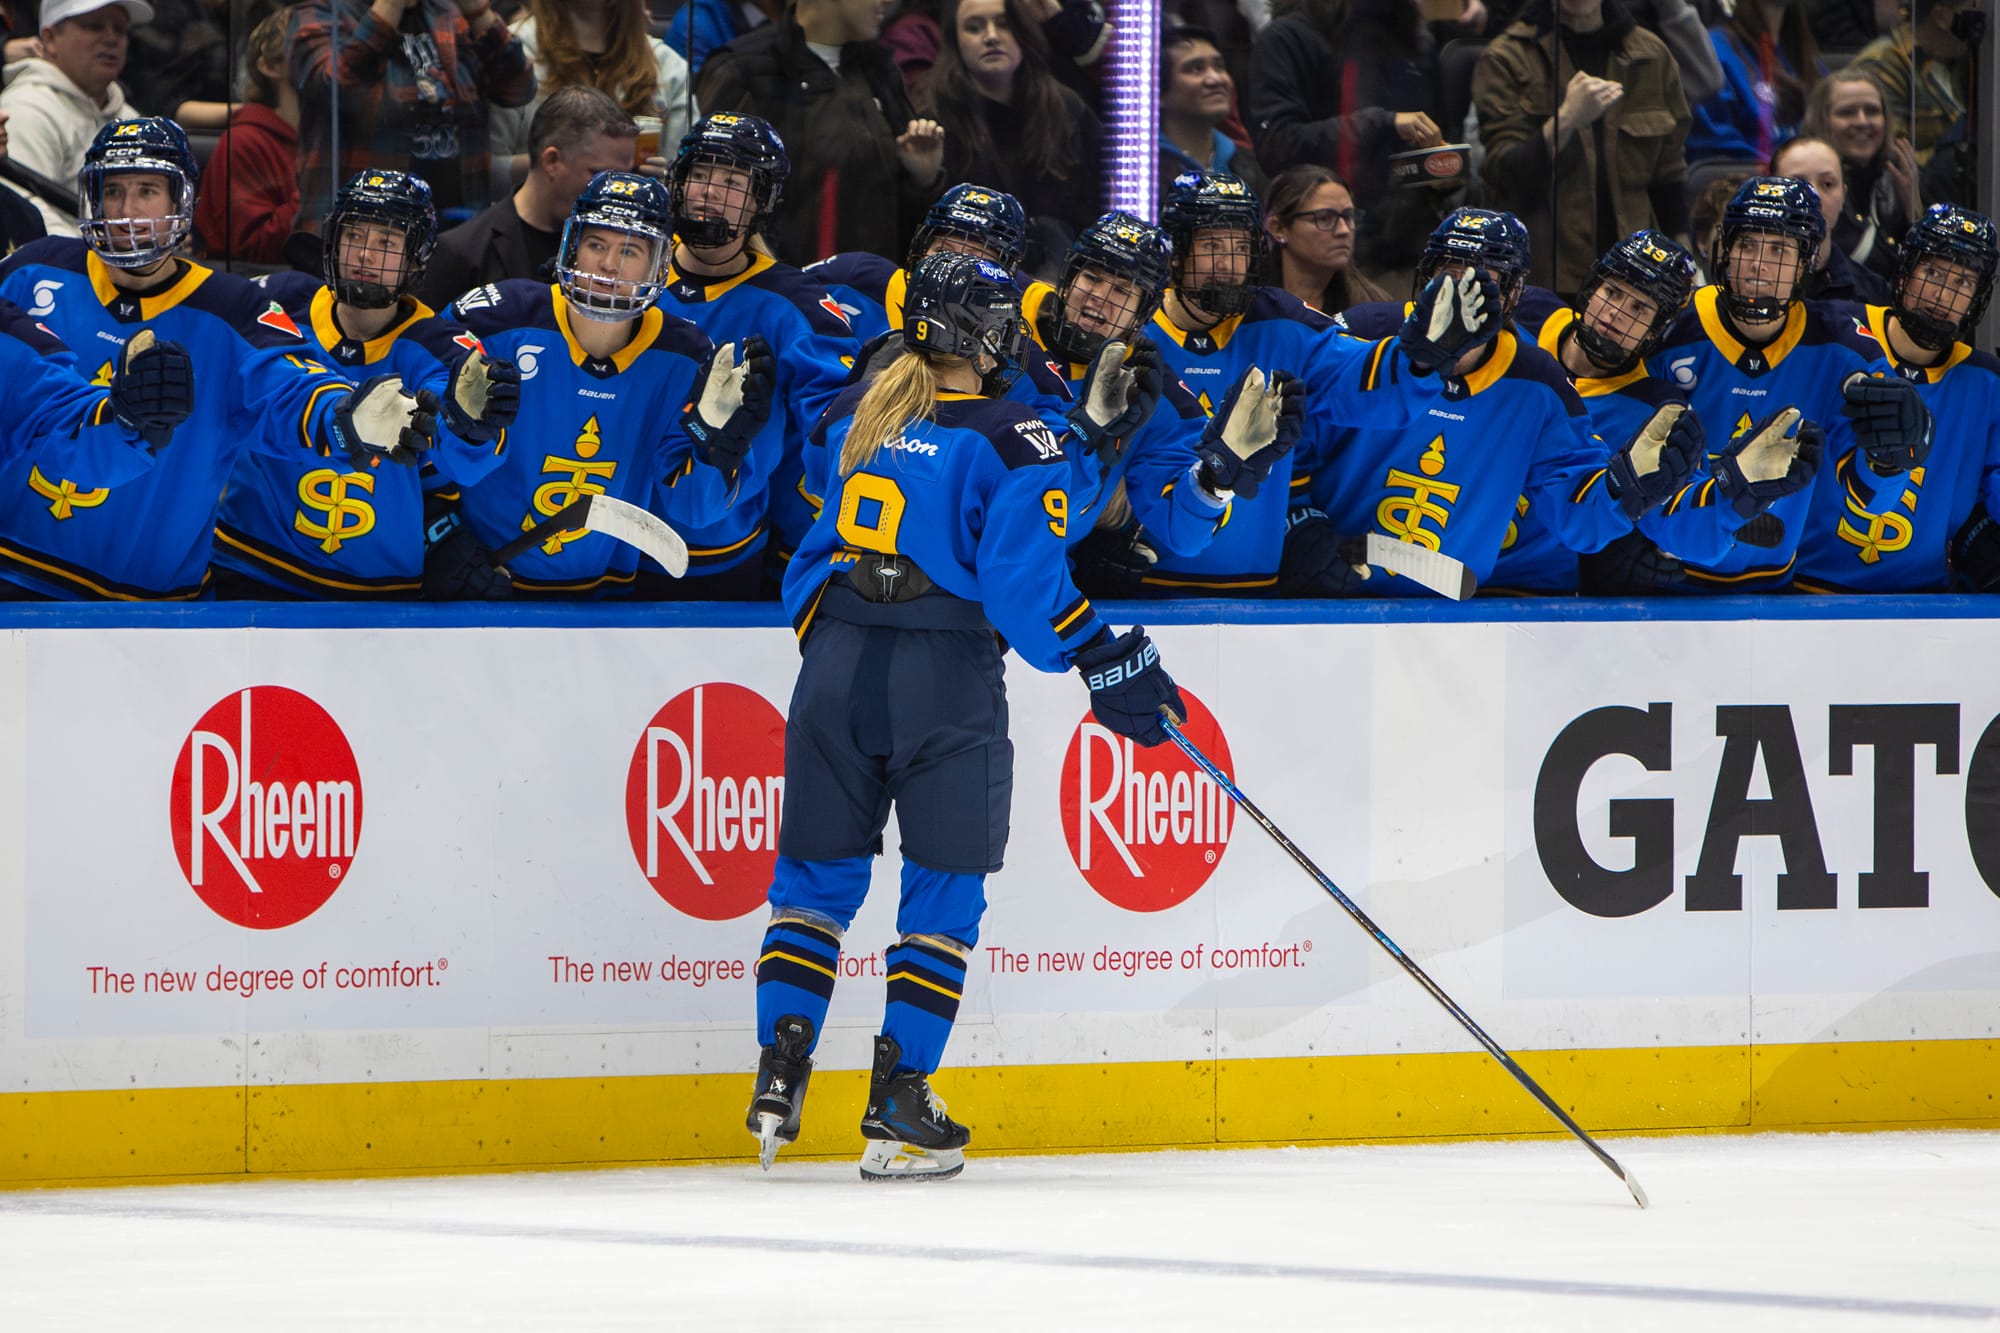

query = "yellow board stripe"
(2, 1039), (1992, 1186)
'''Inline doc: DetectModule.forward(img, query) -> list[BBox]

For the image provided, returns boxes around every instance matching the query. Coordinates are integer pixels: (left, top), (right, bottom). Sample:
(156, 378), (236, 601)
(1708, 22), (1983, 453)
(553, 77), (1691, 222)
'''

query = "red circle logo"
(623, 683), (785, 920)
(168, 686), (363, 930)
(1060, 690), (1234, 912)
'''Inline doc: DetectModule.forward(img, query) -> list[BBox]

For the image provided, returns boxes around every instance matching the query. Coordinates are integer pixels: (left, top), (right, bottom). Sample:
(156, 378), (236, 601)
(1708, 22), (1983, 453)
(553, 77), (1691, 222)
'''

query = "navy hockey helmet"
(670, 113), (788, 249)
(1160, 170), (1266, 317)
(78, 117), (200, 270)
(1415, 208), (1533, 316)
(1714, 176), (1825, 323)
(1048, 210), (1174, 364)
(324, 169), (438, 309)
(1891, 203), (1998, 352)
(909, 184), (1029, 272)
(1573, 230), (1697, 372)
(904, 251), (1027, 374)
(557, 171), (673, 321)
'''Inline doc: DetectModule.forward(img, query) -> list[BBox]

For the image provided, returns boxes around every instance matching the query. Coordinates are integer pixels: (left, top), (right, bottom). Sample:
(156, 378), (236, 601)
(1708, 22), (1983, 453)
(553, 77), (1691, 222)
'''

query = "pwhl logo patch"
(624, 683), (784, 920)
(169, 687), (362, 929)
(1061, 690), (1233, 911)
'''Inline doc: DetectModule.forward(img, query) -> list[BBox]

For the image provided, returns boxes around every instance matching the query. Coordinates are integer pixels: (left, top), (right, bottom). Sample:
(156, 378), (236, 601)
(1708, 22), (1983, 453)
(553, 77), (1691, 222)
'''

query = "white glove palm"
(1219, 367), (1284, 460)
(1427, 270), (1488, 346)
(1625, 402), (1684, 479)
(1079, 340), (1136, 429)
(696, 341), (747, 430)
(1735, 407), (1802, 483)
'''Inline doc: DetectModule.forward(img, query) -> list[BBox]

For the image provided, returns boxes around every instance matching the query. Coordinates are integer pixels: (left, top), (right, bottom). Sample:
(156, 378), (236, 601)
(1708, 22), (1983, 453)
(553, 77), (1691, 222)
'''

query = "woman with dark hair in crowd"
(1801, 68), (1919, 286)
(919, 0), (1103, 275)
(1686, 0), (1823, 160)
(1261, 164), (1390, 313)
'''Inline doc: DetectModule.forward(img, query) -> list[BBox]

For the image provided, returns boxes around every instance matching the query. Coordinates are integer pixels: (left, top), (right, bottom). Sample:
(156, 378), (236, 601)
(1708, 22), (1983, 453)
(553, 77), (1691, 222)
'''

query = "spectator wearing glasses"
(1158, 21), (1265, 206)
(1261, 164), (1389, 313)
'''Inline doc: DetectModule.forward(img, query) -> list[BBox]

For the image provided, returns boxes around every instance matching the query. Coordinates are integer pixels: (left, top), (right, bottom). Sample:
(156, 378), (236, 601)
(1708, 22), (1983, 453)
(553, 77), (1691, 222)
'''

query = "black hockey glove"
(1949, 504), (2000, 592)
(1196, 368), (1303, 500)
(1605, 403), (1703, 521)
(1041, 0), (1109, 62)
(1069, 522), (1159, 598)
(326, 375), (440, 469)
(1399, 269), (1501, 375)
(684, 335), (775, 478)
(1712, 406), (1823, 520)
(421, 507), (514, 600)
(442, 348), (521, 444)
(109, 328), (195, 449)
(1066, 338), (1163, 462)
(1578, 531), (1687, 594)
(1074, 625), (1185, 748)
(1842, 372), (1932, 475)
(1277, 508), (1371, 596)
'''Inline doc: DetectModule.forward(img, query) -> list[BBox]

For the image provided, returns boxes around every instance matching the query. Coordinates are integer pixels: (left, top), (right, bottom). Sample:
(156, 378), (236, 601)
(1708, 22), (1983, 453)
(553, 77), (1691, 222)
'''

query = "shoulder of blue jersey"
(1512, 285), (1567, 341)
(249, 269), (324, 314)
(1505, 336), (1590, 414)
(0, 298), (70, 355)
(1806, 298), (1886, 361)
(741, 261), (859, 338)
(940, 397), (1068, 470)
(804, 250), (899, 293)
(183, 267), (318, 348)
(0, 234), (88, 280)
(1245, 285), (1338, 332)
(1333, 300), (1405, 338)
(446, 279), (559, 334)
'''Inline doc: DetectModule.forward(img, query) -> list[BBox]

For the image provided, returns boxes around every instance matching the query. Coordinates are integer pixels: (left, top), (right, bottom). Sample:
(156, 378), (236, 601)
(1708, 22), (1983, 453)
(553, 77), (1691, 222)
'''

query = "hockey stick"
(1364, 535), (1477, 600)
(489, 493), (690, 577)
(1160, 712), (1648, 1209)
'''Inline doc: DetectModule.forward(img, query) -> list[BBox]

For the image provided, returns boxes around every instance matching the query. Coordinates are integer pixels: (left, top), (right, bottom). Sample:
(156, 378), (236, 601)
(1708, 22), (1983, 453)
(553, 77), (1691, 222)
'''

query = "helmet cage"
(1715, 177), (1824, 324)
(1414, 208), (1532, 320)
(79, 149), (197, 269)
(1162, 172), (1266, 318)
(1049, 212), (1172, 364)
(323, 172), (438, 309)
(1891, 204), (1998, 352)
(909, 186), (1029, 272)
(1572, 231), (1695, 372)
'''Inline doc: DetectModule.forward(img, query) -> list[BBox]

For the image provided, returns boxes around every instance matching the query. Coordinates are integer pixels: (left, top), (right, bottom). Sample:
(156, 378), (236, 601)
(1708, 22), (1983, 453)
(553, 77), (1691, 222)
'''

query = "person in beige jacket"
(0, 0), (148, 231)
(1472, 0), (1689, 297)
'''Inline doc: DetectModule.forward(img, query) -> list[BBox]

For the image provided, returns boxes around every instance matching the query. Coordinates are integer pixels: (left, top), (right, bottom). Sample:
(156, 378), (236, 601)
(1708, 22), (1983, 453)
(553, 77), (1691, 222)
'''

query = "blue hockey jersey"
(0, 239), (356, 599)
(655, 253), (857, 586)
(213, 273), (510, 597)
(0, 298), (160, 491)
(1795, 305), (2000, 592)
(1308, 306), (1630, 593)
(802, 251), (904, 347)
(1645, 287), (1896, 590)
(1145, 287), (1439, 592)
(447, 280), (728, 597)
(788, 381), (1106, 673)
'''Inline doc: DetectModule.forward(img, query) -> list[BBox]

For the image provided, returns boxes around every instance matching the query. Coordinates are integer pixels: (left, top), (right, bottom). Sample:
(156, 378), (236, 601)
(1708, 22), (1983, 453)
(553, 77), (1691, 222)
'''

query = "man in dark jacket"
(416, 86), (636, 311)
(696, 0), (946, 265)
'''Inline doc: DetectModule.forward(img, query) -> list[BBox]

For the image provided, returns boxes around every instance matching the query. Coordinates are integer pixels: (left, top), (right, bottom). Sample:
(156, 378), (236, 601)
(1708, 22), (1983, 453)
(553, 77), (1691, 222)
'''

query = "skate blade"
(858, 1140), (965, 1182)
(755, 1112), (784, 1171)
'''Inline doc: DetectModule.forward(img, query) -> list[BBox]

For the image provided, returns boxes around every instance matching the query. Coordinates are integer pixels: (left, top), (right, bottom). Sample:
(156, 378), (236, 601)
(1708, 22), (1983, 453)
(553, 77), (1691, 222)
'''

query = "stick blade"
(1623, 1167), (1649, 1209)
(583, 493), (690, 578)
(1365, 534), (1476, 600)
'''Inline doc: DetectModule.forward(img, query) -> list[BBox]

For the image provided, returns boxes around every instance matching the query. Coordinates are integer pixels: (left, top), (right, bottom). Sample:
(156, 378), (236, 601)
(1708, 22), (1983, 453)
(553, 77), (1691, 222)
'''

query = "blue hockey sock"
(755, 914), (843, 1050)
(881, 935), (969, 1076)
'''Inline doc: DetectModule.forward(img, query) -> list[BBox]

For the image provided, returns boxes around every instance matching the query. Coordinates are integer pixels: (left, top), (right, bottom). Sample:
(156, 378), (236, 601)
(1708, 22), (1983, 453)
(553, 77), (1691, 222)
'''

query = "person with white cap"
(0, 0), (150, 230)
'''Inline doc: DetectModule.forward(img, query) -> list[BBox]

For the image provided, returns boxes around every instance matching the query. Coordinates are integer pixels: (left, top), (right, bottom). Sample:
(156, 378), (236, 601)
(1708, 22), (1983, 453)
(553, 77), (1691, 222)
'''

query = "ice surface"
(2, 1131), (1995, 1330)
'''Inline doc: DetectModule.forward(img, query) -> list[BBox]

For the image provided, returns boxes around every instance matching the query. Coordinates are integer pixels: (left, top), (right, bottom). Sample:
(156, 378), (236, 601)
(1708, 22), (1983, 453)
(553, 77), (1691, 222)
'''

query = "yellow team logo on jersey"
(1501, 493), (1529, 550)
(1838, 466), (1923, 564)
(1418, 434), (1446, 477)
(526, 416), (618, 554)
(27, 467), (109, 519)
(90, 360), (114, 388)
(294, 469), (378, 553)
(1377, 467), (1460, 550)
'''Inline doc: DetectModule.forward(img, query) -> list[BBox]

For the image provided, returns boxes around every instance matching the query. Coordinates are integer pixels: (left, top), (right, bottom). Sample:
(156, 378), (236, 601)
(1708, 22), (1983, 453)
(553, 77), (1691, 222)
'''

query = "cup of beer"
(633, 116), (664, 168)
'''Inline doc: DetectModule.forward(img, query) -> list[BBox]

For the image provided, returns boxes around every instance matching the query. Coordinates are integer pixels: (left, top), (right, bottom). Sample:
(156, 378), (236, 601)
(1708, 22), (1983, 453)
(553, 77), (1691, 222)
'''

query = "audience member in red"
(193, 9), (298, 264)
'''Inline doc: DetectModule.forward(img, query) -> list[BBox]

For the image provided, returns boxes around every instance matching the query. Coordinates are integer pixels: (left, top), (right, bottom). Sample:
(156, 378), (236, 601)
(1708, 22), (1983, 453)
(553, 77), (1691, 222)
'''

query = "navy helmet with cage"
(1048, 211), (1174, 364)
(557, 171), (673, 321)
(1572, 230), (1696, 371)
(1714, 176), (1824, 323)
(78, 117), (200, 270)
(669, 113), (788, 248)
(323, 170), (438, 309)
(1160, 170), (1266, 316)
(1891, 203), (1998, 351)
(1415, 208), (1533, 316)
(904, 252), (1027, 377)
(908, 184), (1029, 272)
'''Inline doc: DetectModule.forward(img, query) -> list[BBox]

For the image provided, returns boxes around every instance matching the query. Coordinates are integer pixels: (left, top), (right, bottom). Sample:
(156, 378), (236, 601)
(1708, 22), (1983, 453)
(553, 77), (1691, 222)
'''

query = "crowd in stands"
(0, 0), (1986, 603)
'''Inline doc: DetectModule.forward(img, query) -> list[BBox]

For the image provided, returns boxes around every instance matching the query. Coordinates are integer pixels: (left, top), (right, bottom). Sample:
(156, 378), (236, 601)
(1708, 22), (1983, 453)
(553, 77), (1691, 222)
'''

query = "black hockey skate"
(858, 1035), (970, 1182)
(746, 1014), (815, 1170)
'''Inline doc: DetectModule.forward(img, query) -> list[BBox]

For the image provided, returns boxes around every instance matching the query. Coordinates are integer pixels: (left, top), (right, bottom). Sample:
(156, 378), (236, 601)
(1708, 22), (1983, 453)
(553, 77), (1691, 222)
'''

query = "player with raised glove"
(1604, 402), (1704, 521)
(1712, 406), (1824, 520)
(1073, 625), (1186, 748)
(682, 334), (775, 478)
(325, 376), (441, 470)
(1277, 507), (1371, 596)
(1399, 268), (1503, 375)
(1066, 338), (1164, 462)
(107, 328), (195, 451)
(442, 348), (522, 445)
(1194, 367), (1303, 500)
(1841, 372), (1932, 475)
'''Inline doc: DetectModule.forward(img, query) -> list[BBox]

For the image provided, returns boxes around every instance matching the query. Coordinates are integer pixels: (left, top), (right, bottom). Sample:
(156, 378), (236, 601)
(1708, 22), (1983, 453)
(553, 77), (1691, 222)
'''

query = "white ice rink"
(2, 1131), (1995, 1331)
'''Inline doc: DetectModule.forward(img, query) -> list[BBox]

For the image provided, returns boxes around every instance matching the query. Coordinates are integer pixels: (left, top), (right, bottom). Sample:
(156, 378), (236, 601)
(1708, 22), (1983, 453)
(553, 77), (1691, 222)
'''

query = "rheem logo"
(624, 683), (785, 920)
(169, 686), (363, 929)
(1061, 691), (1233, 911)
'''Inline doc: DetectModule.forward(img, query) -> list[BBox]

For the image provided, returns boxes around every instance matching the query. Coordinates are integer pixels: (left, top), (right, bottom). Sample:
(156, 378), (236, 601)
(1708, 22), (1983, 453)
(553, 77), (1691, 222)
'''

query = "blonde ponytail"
(842, 350), (942, 476)
(1094, 479), (1133, 532)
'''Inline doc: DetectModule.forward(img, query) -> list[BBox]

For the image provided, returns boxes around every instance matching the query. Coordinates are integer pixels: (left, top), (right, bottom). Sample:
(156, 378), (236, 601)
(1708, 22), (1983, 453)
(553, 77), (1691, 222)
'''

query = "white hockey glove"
(443, 349), (521, 444)
(684, 336), (775, 477)
(1066, 339), (1163, 460)
(1712, 406), (1824, 520)
(325, 375), (440, 469)
(1195, 368), (1305, 500)
(1605, 402), (1704, 520)
(1400, 269), (1502, 375)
